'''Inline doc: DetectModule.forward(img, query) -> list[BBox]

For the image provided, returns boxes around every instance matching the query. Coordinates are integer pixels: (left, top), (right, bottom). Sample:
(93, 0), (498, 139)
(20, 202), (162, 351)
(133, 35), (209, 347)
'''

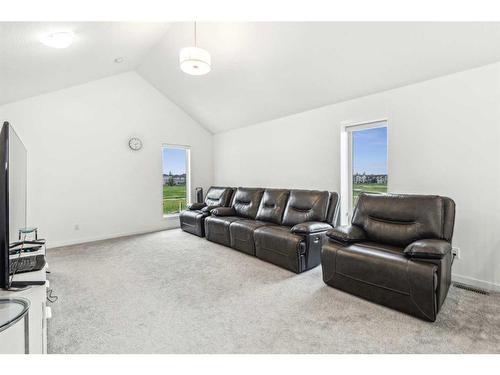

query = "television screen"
(0, 122), (27, 289)
(8, 125), (27, 243)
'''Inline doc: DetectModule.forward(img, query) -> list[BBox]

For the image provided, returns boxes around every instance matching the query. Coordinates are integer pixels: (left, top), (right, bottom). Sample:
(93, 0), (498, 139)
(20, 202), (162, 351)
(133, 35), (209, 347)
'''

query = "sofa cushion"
(352, 194), (448, 247)
(255, 189), (289, 224)
(229, 219), (275, 255)
(205, 187), (234, 207)
(254, 226), (306, 273)
(281, 190), (330, 227)
(231, 187), (265, 219)
(204, 216), (241, 247)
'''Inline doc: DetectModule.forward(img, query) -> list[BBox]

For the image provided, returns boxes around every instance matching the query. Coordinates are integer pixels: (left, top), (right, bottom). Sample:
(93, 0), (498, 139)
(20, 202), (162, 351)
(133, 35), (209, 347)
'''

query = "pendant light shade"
(180, 22), (211, 76)
(179, 46), (211, 75)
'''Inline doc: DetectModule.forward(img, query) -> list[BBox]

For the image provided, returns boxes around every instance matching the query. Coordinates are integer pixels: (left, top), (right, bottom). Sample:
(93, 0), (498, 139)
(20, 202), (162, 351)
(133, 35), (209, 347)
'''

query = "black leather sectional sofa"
(321, 193), (456, 321)
(181, 186), (339, 273)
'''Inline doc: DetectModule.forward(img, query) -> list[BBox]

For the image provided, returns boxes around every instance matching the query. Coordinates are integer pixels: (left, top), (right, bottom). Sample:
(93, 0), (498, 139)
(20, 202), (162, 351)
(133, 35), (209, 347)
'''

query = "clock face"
(128, 137), (142, 151)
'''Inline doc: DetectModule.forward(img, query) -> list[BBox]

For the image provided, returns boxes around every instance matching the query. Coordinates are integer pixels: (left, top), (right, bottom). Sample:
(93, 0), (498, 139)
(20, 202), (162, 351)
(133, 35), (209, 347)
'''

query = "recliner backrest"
(231, 187), (265, 219)
(281, 190), (330, 226)
(352, 193), (456, 247)
(256, 189), (290, 224)
(205, 187), (234, 207)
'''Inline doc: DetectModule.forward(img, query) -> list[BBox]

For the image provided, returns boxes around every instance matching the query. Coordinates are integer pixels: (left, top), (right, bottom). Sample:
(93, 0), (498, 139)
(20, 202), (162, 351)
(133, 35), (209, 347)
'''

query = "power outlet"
(452, 246), (461, 260)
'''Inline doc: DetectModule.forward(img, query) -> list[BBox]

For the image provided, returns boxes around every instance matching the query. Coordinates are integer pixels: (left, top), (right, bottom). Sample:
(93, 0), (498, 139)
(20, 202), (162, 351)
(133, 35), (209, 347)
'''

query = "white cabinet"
(0, 251), (49, 354)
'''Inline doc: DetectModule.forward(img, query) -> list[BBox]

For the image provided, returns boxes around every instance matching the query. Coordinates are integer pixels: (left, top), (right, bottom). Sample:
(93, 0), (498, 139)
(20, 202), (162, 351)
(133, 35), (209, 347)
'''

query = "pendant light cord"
(194, 21), (197, 47)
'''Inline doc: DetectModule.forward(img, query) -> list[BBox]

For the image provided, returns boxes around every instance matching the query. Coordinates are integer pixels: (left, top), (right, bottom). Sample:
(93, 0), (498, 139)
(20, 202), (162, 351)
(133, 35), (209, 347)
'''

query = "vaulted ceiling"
(0, 22), (170, 104)
(2, 22), (500, 133)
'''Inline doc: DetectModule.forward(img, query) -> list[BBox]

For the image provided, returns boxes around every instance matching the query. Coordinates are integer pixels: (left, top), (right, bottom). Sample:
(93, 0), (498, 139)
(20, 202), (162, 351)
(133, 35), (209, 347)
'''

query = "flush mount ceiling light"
(40, 31), (74, 49)
(179, 22), (211, 76)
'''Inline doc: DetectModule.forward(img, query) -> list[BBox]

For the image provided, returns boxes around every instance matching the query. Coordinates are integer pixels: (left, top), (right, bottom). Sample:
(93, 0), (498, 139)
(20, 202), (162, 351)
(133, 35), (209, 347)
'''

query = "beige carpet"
(46, 229), (500, 354)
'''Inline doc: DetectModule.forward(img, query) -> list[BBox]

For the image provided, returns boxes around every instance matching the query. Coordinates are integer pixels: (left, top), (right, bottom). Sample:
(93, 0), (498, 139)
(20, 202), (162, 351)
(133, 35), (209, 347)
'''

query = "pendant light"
(179, 22), (211, 76)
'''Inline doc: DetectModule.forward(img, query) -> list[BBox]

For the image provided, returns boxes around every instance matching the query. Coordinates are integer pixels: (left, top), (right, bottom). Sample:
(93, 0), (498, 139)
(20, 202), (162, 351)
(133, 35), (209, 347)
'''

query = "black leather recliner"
(321, 193), (456, 321)
(179, 186), (234, 237)
(204, 187), (339, 273)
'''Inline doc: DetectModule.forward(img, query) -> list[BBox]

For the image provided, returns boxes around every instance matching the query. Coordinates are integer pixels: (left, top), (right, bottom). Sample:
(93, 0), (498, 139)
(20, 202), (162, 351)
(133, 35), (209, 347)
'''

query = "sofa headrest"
(281, 190), (330, 227)
(256, 189), (290, 224)
(231, 187), (265, 219)
(205, 187), (234, 207)
(352, 193), (456, 246)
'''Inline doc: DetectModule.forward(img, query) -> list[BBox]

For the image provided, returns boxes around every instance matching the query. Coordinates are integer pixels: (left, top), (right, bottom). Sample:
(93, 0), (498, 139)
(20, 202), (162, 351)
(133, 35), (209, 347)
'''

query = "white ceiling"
(2, 22), (500, 133)
(0, 22), (170, 104)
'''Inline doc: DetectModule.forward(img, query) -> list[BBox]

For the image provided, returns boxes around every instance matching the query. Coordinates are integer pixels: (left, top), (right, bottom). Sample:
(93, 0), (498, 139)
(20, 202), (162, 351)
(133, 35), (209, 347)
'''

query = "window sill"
(163, 214), (180, 220)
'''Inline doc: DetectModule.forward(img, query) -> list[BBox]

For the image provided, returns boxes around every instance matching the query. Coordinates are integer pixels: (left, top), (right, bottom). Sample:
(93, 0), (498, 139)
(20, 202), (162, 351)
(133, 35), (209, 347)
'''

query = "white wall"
(214, 62), (500, 291)
(0, 72), (213, 248)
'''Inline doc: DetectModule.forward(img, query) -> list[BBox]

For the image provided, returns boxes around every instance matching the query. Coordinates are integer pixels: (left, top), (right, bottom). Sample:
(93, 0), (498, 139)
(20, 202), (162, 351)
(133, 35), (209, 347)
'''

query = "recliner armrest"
(291, 221), (332, 234)
(404, 239), (452, 260)
(211, 207), (237, 216)
(200, 205), (220, 213)
(326, 225), (366, 244)
(188, 202), (206, 210)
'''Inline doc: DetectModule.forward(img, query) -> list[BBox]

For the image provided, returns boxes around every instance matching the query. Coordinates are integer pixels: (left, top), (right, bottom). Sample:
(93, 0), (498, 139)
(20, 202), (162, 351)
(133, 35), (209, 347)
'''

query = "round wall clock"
(128, 137), (143, 151)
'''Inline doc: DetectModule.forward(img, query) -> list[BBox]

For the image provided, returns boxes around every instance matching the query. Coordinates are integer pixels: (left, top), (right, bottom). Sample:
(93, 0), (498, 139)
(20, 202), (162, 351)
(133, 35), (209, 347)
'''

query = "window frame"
(161, 144), (191, 218)
(340, 119), (388, 225)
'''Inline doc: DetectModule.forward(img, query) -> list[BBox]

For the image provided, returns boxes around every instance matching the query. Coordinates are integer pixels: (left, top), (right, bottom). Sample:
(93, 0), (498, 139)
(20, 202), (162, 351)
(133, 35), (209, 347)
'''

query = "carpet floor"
(47, 229), (500, 354)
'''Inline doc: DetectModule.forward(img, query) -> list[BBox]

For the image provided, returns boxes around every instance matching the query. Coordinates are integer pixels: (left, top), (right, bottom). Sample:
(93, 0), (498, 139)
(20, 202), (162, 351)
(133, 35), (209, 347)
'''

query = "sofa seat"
(254, 226), (306, 273)
(205, 216), (242, 247)
(229, 219), (276, 256)
(322, 241), (439, 321)
(179, 210), (209, 237)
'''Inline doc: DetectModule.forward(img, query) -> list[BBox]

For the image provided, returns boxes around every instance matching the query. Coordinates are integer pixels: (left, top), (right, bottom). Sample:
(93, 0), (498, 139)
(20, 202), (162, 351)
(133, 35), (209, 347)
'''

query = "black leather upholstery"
(404, 239), (452, 259)
(256, 189), (289, 224)
(231, 188), (265, 219)
(282, 190), (330, 226)
(204, 215), (241, 247)
(291, 221), (332, 234)
(254, 226), (306, 273)
(179, 210), (209, 237)
(254, 190), (335, 273)
(211, 207), (237, 216)
(321, 193), (456, 321)
(352, 194), (448, 247)
(201, 187), (340, 273)
(188, 202), (206, 210)
(180, 186), (234, 237)
(326, 225), (366, 243)
(229, 219), (275, 255)
(205, 186), (234, 207)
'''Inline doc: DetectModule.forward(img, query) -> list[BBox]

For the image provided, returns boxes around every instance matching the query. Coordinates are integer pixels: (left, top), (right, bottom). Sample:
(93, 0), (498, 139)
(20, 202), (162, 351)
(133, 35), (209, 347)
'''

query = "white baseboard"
(47, 220), (180, 249)
(452, 273), (500, 292)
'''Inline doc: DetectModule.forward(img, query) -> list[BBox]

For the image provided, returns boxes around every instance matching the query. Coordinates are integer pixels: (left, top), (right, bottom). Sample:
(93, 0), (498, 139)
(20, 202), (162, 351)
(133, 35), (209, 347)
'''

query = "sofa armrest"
(291, 221), (332, 234)
(326, 225), (366, 244)
(404, 239), (452, 260)
(211, 207), (237, 216)
(188, 202), (206, 210)
(200, 205), (220, 213)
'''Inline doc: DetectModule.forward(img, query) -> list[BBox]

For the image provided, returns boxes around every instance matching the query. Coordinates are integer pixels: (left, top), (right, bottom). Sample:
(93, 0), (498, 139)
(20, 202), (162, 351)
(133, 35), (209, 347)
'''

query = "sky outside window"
(352, 126), (387, 175)
(162, 147), (187, 175)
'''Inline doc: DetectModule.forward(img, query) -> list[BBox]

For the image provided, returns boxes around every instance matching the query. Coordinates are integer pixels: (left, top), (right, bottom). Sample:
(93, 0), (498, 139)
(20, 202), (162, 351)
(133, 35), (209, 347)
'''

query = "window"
(162, 145), (191, 216)
(340, 120), (388, 224)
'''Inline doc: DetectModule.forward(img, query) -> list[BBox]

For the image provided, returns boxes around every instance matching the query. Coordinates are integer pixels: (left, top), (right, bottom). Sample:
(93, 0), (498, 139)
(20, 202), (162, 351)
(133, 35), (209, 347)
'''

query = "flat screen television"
(0, 121), (28, 289)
